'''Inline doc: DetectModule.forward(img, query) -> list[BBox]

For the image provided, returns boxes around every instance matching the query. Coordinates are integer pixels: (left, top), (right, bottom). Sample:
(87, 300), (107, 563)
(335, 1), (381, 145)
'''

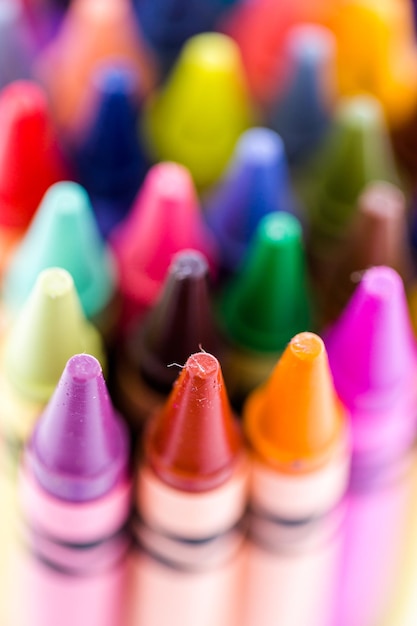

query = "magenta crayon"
(325, 266), (417, 626)
(241, 332), (349, 626)
(18, 354), (131, 626)
(110, 162), (218, 333)
(127, 352), (248, 626)
(114, 249), (222, 432)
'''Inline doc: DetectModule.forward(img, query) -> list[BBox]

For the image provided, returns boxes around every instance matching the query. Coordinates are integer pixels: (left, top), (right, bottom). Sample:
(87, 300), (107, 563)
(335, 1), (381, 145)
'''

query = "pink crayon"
(18, 354), (131, 626)
(325, 266), (417, 626)
(110, 162), (218, 333)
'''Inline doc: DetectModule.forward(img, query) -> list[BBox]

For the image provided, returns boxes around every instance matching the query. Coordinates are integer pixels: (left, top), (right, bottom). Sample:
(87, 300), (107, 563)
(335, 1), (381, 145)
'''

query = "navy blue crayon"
(72, 63), (148, 237)
(133, 0), (240, 71)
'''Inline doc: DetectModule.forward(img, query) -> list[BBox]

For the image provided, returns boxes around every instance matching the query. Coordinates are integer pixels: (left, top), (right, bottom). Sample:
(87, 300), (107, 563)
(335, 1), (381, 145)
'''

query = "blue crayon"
(204, 127), (298, 276)
(133, 0), (240, 70)
(72, 64), (149, 237)
(268, 24), (336, 166)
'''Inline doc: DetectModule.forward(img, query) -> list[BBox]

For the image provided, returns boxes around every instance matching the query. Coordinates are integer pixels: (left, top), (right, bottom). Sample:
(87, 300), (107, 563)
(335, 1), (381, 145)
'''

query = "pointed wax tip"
(244, 332), (345, 472)
(28, 353), (128, 502)
(146, 352), (242, 492)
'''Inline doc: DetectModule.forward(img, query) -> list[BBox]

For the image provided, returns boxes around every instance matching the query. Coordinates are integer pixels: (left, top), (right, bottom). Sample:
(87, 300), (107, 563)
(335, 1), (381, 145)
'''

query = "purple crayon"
(325, 266), (417, 626)
(18, 354), (131, 626)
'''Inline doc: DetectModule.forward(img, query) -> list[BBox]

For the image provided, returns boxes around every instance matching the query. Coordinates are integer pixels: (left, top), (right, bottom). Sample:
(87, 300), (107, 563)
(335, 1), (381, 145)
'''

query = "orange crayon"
(36, 0), (157, 133)
(241, 332), (350, 626)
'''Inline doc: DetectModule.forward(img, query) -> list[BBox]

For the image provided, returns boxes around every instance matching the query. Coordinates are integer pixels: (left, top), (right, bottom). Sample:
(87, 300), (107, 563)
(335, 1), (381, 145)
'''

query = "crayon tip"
(146, 352), (242, 492)
(269, 24), (335, 164)
(0, 1), (33, 89)
(4, 268), (105, 402)
(111, 162), (217, 315)
(309, 94), (398, 246)
(327, 182), (413, 319)
(4, 181), (116, 319)
(0, 81), (66, 230)
(325, 266), (417, 414)
(244, 332), (345, 472)
(73, 63), (148, 235)
(28, 354), (129, 502)
(204, 127), (296, 273)
(130, 249), (220, 391)
(36, 0), (157, 132)
(145, 32), (252, 188)
(219, 212), (312, 352)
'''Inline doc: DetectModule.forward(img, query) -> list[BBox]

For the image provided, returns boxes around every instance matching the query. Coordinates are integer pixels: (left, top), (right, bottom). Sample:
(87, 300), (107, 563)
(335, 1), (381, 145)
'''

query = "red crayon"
(127, 352), (248, 626)
(0, 80), (67, 278)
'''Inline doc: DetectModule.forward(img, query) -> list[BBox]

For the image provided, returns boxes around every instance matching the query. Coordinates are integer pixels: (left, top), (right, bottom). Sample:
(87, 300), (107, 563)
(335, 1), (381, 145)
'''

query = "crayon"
(0, 267), (105, 465)
(144, 32), (253, 189)
(325, 266), (417, 626)
(35, 0), (157, 134)
(0, 80), (67, 278)
(330, 0), (417, 128)
(18, 353), (131, 626)
(114, 249), (222, 432)
(110, 162), (218, 332)
(3, 181), (119, 342)
(133, 0), (239, 72)
(70, 63), (149, 237)
(0, 1), (33, 89)
(268, 24), (336, 166)
(204, 127), (298, 277)
(127, 351), (248, 626)
(223, 0), (338, 104)
(241, 332), (349, 626)
(218, 212), (313, 408)
(305, 95), (399, 306)
(325, 181), (414, 322)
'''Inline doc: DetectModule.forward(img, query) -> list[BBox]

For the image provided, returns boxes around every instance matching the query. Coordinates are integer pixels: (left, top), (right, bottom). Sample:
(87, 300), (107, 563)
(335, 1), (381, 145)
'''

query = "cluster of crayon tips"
(1, 1), (417, 626)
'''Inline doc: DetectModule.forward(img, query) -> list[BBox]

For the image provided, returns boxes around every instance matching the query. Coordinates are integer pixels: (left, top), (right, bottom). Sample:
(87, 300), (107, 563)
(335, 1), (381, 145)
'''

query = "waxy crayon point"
(326, 182), (413, 320)
(28, 354), (129, 502)
(4, 181), (116, 321)
(0, 1), (33, 88)
(219, 212), (312, 352)
(4, 268), (105, 403)
(269, 24), (336, 164)
(145, 32), (253, 188)
(147, 352), (242, 492)
(204, 127), (297, 274)
(0, 80), (67, 230)
(245, 332), (345, 470)
(132, 249), (220, 390)
(326, 267), (417, 416)
(310, 95), (398, 240)
(73, 63), (148, 236)
(114, 249), (221, 430)
(110, 162), (217, 324)
(36, 0), (157, 132)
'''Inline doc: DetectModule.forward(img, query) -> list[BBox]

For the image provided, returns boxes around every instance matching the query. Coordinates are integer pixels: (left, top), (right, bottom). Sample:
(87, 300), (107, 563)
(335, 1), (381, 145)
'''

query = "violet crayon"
(18, 354), (131, 626)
